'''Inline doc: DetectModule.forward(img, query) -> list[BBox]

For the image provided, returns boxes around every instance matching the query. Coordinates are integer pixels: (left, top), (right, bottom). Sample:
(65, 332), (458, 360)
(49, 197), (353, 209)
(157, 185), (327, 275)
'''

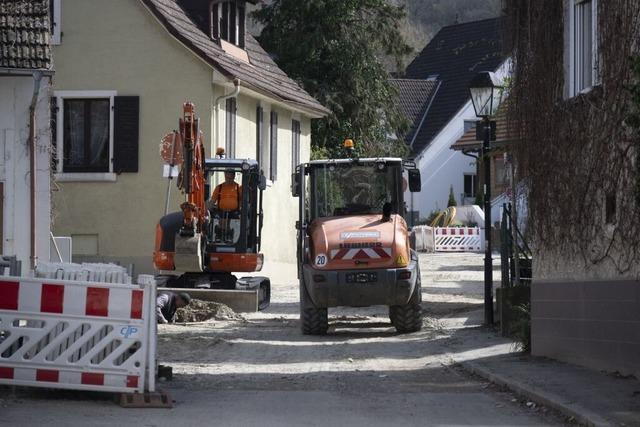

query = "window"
(269, 111), (278, 181)
(63, 98), (110, 173)
(225, 98), (237, 158)
(50, 0), (61, 45)
(291, 120), (301, 171)
(211, 0), (246, 48)
(256, 106), (265, 173)
(568, 0), (599, 96)
(53, 91), (139, 181)
(463, 119), (478, 133)
(464, 174), (477, 198)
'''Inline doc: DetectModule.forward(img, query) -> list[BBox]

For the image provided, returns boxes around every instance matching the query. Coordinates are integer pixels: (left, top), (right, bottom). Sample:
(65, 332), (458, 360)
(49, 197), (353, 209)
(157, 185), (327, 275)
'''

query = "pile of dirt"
(175, 299), (244, 323)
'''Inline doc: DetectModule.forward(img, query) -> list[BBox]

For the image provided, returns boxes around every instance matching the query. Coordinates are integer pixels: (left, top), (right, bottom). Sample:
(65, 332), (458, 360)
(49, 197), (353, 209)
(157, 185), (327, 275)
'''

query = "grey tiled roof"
(403, 17), (506, 155)
(390, 79), (440, 146)
(0, 0), (51, 70)
(141, 0), (329, 116)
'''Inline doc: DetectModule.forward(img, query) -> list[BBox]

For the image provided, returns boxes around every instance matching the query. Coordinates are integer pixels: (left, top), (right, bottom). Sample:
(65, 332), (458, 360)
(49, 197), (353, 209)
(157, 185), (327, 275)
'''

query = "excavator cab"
(203, 159), (266, 258)
(153, 103), (270, 309)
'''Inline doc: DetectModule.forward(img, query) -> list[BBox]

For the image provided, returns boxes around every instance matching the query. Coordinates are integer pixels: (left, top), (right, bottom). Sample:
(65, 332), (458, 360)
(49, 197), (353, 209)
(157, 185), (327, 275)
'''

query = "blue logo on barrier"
(120, 326), (139, 339)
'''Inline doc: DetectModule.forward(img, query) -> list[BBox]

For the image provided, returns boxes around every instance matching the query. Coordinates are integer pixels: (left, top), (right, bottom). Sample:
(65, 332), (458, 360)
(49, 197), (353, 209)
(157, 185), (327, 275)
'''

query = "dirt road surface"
(1, 253), (564, 426)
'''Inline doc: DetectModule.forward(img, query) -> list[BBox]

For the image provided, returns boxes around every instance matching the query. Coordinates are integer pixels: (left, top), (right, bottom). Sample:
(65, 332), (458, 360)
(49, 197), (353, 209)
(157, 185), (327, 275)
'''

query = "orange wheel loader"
(291, 140), (423, 334)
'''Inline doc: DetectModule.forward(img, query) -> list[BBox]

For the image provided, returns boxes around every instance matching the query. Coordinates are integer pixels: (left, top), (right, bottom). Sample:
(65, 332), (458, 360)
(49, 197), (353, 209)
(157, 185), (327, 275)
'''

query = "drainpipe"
(214, 78), (241, 155)
(29, 71), (43, 271)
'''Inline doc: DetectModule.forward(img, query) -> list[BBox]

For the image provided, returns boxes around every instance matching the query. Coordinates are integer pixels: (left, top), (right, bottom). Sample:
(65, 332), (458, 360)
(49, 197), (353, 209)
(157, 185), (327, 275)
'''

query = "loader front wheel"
(300, 282), (328, 335)
(390, 283), (423, 334)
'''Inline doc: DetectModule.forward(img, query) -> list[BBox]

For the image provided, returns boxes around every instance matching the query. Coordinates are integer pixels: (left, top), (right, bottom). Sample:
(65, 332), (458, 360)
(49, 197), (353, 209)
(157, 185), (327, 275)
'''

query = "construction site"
(2, 0), (639, 425)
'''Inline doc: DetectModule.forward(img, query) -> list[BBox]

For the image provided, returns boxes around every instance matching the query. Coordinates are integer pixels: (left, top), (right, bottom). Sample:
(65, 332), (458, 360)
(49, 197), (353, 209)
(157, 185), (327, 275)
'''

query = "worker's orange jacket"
(211, 182), (242, 211)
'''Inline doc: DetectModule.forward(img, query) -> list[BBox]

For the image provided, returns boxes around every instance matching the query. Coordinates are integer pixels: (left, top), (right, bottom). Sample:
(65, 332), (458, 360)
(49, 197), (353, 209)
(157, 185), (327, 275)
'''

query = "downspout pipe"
(29, 71), (43, 271)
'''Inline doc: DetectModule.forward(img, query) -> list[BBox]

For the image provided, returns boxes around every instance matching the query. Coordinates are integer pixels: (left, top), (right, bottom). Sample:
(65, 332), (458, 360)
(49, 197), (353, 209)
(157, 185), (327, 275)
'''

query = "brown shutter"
(256, 105), (264, 171)
(113, 96), (140, 173)
(50, 96), (58, 172)
(270, 111), (278, 181)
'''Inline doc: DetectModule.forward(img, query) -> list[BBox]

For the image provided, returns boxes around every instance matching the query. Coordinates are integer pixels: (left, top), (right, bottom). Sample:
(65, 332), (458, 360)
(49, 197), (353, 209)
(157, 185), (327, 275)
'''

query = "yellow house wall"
(53, 0), (311, 278)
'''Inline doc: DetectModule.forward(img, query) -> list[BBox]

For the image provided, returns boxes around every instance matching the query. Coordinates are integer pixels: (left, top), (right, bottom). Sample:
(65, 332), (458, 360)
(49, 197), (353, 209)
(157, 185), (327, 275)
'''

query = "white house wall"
(411, 59), (512, 220)
(411, 100), (479, 218)
(0, 76), (52, 271)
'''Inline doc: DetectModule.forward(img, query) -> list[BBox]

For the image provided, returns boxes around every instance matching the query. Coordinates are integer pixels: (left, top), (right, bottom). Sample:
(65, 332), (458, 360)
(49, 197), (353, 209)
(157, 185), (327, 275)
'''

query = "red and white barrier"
(434, 227), (482, 252)
(0, 276), (156, 394)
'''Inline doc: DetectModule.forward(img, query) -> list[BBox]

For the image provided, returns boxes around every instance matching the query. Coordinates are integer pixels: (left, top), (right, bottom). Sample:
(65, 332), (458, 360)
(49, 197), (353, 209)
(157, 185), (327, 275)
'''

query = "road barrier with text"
(0, 276), (156, 394)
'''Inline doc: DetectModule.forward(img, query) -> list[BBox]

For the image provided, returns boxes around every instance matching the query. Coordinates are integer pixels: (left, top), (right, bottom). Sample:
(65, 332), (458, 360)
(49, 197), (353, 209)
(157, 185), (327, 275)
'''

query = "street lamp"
(469, 71), (504, 326)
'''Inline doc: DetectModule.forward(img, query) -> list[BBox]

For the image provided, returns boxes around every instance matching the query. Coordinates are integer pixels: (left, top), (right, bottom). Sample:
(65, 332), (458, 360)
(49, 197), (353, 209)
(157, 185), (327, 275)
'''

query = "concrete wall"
(0, 75), (52, 271)
(532, 279), (640, 378)
(52, 0), (310, 278)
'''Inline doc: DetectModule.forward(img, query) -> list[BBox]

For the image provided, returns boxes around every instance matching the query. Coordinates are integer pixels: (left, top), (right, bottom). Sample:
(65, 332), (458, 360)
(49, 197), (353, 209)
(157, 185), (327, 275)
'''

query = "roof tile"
(141, 0), (329, 116)
(0, 0), (51, 70)
(403, 17), (506, 155)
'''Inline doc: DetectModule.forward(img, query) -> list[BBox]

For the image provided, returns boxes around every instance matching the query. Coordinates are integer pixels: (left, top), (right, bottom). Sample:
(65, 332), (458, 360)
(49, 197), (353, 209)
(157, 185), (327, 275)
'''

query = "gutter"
(29, 71), (44, 271)
(0, 68), (54, 77)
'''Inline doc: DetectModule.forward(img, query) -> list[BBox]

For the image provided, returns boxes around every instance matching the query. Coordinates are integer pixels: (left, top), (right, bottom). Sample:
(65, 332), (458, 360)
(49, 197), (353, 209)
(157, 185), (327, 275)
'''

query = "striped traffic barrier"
(0, 276), (156, 394)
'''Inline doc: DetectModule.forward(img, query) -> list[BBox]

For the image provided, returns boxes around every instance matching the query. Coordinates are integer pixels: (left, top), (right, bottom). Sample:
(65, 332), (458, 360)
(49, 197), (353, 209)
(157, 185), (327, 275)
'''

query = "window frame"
(210, 0), (246, 49)
(568, 0), (599, 97)
(463, 173), (477, 198)
(291, 119), (301, 173)
(54, 90), (117, 182)
(269, 110), (278, 182)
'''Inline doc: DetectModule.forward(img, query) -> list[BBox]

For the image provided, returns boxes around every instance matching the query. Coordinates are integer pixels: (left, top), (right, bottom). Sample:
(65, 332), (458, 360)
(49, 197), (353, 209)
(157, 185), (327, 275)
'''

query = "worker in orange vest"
(209, 169), (242, 242)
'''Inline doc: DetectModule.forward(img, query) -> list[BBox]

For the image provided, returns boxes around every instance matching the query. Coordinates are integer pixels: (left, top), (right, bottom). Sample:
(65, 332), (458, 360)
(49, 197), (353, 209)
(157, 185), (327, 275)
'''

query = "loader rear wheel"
(390, 283), (423, 334)
(300, 281), (328, 335)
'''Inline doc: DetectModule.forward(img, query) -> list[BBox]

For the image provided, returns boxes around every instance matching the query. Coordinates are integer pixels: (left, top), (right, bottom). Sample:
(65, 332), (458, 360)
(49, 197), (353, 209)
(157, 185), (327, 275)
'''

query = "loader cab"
(293, 158), (421, 223)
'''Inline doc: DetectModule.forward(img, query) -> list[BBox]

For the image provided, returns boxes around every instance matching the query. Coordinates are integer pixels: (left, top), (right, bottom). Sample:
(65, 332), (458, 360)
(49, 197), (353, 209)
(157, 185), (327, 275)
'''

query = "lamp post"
(469, 71), (504, 326)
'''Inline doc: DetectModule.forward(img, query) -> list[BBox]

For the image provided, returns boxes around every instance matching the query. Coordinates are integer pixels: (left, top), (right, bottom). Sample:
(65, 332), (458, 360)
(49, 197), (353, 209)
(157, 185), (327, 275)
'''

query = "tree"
(447, 185), (457, 207)
(253, 0), (412, 158)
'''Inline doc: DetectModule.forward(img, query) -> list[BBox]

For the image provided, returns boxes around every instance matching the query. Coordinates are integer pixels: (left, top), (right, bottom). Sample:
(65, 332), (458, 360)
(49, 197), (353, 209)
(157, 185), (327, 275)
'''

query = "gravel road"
(1, 253), (566, 426)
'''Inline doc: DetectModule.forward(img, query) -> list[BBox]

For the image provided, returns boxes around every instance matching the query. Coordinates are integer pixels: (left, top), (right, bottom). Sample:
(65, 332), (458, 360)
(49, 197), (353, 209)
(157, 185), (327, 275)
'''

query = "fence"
(434, 227), (482, 252)
(0, 276), (156, 394)
(414, 226), (482, 252)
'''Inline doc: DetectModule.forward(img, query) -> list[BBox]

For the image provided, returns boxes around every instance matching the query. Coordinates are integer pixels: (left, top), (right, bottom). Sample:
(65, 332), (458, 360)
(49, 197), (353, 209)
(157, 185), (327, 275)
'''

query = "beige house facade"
(51, 0), (328, 277)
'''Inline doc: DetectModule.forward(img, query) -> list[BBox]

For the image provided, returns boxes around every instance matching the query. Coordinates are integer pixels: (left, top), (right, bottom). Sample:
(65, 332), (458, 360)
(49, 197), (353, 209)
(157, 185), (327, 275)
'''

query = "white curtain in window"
(90, 100), (110, 166)
(66, 101), (85, 166)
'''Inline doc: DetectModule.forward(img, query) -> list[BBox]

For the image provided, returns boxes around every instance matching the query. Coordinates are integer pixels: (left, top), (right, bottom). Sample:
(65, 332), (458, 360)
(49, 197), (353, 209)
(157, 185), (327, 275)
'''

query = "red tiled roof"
(0, 0), (51, 70)
(140, 0), (329, 117)
(451, 108), (517, 152)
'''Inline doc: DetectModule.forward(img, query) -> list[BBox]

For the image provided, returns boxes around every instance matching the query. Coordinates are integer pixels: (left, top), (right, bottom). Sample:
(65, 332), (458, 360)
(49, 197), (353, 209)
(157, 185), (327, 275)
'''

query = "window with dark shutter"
(256, 106), (264, 170)
(63, 98), (111, 173)
(225, 98), (237, 158)
(270, 111), (278, 181)
(50, 96), (58, 171)
(210, 0), (247, 48)
(291, 119), (301, 171)
(113, 96), (140, 173)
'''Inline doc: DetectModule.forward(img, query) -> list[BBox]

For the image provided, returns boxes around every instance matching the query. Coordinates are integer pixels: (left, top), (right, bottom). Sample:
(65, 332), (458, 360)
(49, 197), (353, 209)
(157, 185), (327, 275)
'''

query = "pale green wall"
(52, 0), (311, 274)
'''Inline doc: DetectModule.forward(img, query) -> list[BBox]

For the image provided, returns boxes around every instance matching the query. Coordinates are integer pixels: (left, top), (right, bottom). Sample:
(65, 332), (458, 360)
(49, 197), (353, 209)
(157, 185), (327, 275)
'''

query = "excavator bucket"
(173, 232), (204, 272)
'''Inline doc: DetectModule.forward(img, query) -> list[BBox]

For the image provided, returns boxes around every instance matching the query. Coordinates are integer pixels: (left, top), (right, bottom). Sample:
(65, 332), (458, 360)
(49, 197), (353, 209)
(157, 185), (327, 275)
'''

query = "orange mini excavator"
(153, 102), (270, 309)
